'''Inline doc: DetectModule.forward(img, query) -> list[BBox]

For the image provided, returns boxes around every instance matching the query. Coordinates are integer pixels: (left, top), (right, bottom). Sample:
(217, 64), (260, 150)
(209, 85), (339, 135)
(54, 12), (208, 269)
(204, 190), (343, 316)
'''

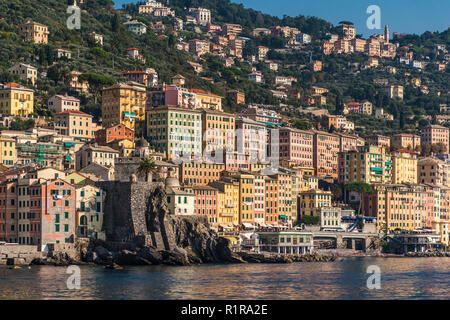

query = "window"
(55, 224), (60, 232)
(64, 224), (69, 232)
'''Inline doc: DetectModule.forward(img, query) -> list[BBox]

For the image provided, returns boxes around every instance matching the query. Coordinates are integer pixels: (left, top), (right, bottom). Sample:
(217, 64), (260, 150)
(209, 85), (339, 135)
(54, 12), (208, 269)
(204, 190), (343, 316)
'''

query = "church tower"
(384, 25), (390, 44)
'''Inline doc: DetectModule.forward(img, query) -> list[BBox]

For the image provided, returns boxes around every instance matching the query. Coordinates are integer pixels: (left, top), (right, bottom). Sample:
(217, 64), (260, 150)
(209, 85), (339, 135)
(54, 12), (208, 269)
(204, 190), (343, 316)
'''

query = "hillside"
(0, 0), (448, 137)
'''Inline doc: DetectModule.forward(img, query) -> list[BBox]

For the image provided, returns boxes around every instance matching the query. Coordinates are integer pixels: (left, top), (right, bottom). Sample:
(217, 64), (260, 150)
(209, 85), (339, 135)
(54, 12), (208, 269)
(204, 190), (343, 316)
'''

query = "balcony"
(220, 212), (234, 217)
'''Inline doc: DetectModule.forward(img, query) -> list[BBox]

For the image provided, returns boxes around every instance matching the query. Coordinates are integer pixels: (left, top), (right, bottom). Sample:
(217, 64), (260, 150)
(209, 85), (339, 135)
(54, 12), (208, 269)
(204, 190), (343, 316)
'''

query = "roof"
(51, 94), (80, 102)
(190, 89), (221, 97)
(56, 110), (91, 116)
(1, 83), (32, 91)
(84, 145), (119, 153)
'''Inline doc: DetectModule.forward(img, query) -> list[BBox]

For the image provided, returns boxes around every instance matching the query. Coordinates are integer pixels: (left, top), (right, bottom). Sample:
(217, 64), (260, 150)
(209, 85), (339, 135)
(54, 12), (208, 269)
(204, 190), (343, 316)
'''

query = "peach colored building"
(313, 130), (340, 179)
(391, 133), (421, 151)
(421, 125), (449, 152)
(48, 94), (80, 113)
(277, 128), (314, 168)
(54, 110), (95, 141)
(180, 162), (225, 186)
(192, 186), (219, 227)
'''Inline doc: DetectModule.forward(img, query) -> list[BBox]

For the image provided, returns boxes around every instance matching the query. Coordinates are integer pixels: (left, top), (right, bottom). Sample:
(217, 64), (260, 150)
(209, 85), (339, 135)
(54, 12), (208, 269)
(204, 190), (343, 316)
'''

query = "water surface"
(0, 257), (448, 299)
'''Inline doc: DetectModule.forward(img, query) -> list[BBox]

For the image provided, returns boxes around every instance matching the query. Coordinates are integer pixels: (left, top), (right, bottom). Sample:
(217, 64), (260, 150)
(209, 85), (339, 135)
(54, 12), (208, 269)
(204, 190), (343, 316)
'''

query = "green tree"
(137, 157), (157, 182)
(79, 73), (115, 104)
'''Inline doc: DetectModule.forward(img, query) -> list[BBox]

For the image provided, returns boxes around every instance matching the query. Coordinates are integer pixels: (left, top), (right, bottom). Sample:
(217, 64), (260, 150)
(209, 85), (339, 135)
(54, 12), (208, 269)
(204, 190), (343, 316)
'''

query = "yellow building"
(298, 189), (332, 218)
(102, 82), (147, 135)
(339, 145), (392, 184)
(191, 89), (223, 111)
(391, 150), (418, 184)
(201, 109), (235, 155)
(108, 139), (135, 157)
(0, 136), (16, 167)
(210, 179), (240, 226)
(19, 21), (49, 44)
(0, 83), (34, 115)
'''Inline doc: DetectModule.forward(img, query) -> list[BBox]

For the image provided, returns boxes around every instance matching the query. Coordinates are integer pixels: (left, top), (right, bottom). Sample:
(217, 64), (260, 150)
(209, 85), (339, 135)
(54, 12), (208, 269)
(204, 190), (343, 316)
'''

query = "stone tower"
(384, 25), (389, 44)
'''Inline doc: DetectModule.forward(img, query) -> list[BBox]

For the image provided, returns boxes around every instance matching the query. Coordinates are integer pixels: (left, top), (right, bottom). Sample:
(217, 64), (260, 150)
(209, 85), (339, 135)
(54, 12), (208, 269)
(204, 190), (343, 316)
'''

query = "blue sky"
(115, 0), (449, 37)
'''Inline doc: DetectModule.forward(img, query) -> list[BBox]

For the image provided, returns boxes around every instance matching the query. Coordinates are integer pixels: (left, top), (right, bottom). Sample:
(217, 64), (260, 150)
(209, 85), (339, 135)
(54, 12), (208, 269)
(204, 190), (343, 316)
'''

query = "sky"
(115, 0), (449, 37)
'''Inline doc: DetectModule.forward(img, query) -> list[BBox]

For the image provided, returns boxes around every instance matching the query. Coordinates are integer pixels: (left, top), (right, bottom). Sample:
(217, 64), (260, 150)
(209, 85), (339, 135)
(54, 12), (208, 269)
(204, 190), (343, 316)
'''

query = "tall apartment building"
(391, 149), (418, 184)
(418, 157), (450, 187)
(421, 125), (450, 152)
(313, 130), (340, 179)
(191, 186), (219, 227)
(235, 117), (268, 163)
(210, 179), (240, 226)
(146, 106), (202, 160)
(363, 184), (438, 233)
(391, 133), (421, 151)
(54, 110), (95, 141)
(180, 162), (224, 186)
(338, 145), (392, 184)
(0, 83), (34, 116)
(0, 173), (76, 249)
(298, 189), (332, 218)
(101, 82), (147, 135)
(276, 128), (314, 168)
(201, 109), (235, 155)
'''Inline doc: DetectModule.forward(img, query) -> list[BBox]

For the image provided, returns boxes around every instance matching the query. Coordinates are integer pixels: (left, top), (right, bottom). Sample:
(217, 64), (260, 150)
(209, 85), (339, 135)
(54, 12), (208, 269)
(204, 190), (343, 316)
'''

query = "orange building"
(180, 162), (225, 186)
(95, 124), (135, 145)
(313, 130), (340, 179)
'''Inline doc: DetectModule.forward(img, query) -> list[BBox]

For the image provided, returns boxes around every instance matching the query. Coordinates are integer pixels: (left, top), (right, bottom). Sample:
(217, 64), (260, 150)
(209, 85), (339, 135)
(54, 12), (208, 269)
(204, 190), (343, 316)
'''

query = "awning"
(219, 224), (233, 229)
(242, 223), (255, 229)
(258, 223), (268, 227)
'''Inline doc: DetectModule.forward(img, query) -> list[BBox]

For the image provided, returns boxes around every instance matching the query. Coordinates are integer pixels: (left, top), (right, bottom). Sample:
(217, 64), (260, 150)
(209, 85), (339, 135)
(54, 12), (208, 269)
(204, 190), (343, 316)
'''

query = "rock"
(137, 247), (162, 265)
(94, 246), (112, 260)
(105, 263), (123, 270)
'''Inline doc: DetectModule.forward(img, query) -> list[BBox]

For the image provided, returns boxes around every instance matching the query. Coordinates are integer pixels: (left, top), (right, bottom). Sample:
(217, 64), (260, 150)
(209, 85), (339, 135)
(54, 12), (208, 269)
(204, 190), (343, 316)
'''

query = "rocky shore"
(405, 251), (450, 258)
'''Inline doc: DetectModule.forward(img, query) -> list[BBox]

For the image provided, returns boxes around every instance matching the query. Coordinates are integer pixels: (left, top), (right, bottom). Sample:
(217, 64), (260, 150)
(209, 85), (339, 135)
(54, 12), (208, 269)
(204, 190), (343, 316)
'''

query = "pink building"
(48, 94), (80, 113)
(421, 125), (450, 152)
(277, 127), (314, 168)
(235, 117), (267, 163)
(147, 84), (193, 109)
(192, 186), (218, 226)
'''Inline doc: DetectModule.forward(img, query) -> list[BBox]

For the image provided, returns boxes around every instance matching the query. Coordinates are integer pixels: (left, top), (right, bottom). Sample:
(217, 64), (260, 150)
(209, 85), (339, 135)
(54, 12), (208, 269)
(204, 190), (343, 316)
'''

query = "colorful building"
(0, 83), (34, 116)
(19, 21), (49, 44)
(146, 106), (202, 160)
(391, 150), (418, 184)
(0, 136), (16, 167)
(54, 110), (95, 141)
(338, 145), (392, 184)
(102, 82), (147, 135)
